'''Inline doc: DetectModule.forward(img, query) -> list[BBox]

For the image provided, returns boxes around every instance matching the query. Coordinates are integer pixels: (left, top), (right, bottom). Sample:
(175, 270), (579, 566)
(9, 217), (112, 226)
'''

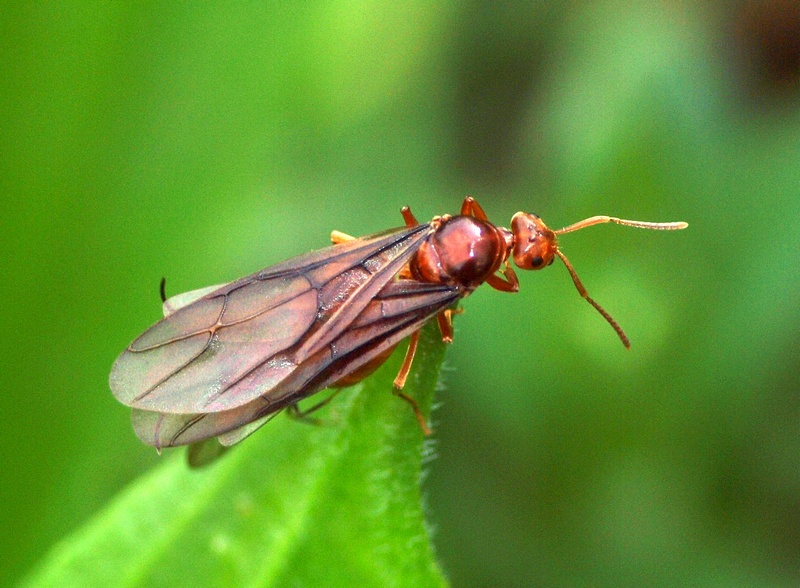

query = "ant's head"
(504, 211), (687, 349)
(510, 212), (557, 271)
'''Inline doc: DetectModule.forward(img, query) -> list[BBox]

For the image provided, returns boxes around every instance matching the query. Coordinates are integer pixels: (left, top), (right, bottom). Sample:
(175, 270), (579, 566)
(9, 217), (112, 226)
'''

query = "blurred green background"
(3, 1), (800, 586)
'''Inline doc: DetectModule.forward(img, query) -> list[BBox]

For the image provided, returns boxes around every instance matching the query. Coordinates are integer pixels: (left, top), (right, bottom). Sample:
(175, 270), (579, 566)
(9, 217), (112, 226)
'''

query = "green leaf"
(22, 322), (449, 588)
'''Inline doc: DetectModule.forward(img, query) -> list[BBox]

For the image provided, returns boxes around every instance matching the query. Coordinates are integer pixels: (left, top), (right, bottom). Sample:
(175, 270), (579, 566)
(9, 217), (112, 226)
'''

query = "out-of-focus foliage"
(2, 2), (799, 587)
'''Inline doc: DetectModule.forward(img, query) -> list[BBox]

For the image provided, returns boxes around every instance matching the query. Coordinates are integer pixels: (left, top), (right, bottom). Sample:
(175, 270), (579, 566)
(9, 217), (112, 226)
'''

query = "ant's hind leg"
(330, 230), (355, 244)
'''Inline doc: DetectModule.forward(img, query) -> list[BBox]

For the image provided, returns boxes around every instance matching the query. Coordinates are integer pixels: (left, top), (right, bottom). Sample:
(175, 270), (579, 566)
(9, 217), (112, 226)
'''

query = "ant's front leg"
(486, 264), (520, 293)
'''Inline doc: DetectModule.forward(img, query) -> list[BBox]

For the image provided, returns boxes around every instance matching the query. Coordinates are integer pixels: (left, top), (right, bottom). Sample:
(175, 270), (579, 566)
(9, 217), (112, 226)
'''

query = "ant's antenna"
(554, 216), (688, 348)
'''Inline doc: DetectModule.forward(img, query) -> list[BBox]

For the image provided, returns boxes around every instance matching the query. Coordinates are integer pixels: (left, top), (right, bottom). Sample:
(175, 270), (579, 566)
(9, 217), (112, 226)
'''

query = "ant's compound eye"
(530, 256), (544, 268)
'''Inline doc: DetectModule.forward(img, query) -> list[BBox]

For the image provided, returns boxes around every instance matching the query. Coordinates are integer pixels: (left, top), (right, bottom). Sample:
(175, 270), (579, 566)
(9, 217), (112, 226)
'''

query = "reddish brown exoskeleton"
(109, 197), (687, 454)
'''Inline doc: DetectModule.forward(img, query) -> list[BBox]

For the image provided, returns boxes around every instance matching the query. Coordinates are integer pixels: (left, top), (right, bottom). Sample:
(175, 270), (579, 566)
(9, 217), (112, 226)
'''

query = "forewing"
(110, 224), (433, 414)
(129, 279), (460, 448)
(281, 281), (461, 397)
(111, 277), (316, 413)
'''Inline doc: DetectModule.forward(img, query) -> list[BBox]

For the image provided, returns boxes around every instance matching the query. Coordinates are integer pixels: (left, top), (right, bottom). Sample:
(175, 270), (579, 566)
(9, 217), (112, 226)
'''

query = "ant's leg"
(460, 196), (489, 221)
(286, 389), (344, 425)
(401, 206), (419, 226)
(486, 265), (519, 293)
(330, 230), (355, 244)
(393, 331), (420, 389)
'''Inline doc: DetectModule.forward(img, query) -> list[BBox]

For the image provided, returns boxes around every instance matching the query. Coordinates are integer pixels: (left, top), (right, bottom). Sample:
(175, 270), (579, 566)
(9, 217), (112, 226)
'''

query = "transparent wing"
(129, 279), (460, 448)
(110, 224), (433, 414)
(217, 412), (278, 446)
(184, 409), (286, 466)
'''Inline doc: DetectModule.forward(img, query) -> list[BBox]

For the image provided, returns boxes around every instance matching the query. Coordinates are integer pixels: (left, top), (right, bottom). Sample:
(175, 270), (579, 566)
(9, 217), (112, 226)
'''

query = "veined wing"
(110, 223), (434, 414)
(130, 280), (460, 448)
